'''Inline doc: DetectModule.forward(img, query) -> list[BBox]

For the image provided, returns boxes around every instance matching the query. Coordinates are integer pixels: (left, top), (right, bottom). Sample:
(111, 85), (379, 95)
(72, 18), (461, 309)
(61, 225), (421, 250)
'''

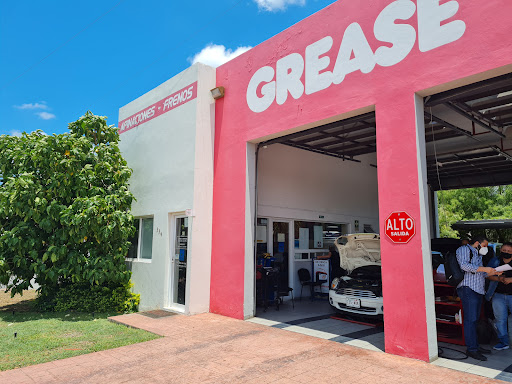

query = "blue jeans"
(492, 293), (512, 346)
(457, 286), (483, 352)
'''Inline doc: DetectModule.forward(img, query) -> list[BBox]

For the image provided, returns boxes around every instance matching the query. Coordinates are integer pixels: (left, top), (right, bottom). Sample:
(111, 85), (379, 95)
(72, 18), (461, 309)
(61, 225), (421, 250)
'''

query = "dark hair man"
(485, 242), (512, 351)
(317, 243), (342, 279)
(456, 236), (501, 361)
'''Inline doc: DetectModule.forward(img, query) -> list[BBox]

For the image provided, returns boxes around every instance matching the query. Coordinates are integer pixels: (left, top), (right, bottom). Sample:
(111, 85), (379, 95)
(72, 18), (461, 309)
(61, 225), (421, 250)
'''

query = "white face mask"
(479, 246), (489, 256)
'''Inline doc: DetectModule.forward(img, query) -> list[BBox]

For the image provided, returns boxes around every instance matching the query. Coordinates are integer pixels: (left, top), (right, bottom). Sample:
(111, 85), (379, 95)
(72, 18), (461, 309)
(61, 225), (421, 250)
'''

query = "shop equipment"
(256, 266), (293, 311)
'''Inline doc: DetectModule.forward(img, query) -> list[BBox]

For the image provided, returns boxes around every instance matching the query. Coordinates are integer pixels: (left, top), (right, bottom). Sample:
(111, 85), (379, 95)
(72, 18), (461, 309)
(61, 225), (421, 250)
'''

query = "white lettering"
(305, 36), (333, 95)
(245, 0), (466, 112)
(163, 97), (172, 111)
(405, 218), (414, 230)
(386, 219), (393, 231)
(374, 0), (416, 67)
(332, 23), (376, 85)
(147, 106), (155, 119)
(246, 66), (276, 113)
(276, 53), (304, 105)
(121, 106), (156, 131)
(164, 88), (193, 110)
(417, 0), (465, 52)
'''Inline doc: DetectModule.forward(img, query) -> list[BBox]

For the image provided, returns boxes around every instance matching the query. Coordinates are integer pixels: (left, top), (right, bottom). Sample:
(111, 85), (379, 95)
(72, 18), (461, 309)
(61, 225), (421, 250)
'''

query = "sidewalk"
(0, 312), (500, 383)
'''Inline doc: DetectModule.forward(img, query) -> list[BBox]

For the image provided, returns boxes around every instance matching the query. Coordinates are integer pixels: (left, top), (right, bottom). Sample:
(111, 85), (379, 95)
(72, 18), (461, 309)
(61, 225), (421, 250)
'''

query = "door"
(170, 216), (189, 308)
(272, 221), (290, 292)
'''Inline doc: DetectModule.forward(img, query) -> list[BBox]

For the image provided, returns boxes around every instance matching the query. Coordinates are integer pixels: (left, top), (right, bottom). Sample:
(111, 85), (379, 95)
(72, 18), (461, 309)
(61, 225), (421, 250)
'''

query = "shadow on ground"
(0, 291), (120, 323)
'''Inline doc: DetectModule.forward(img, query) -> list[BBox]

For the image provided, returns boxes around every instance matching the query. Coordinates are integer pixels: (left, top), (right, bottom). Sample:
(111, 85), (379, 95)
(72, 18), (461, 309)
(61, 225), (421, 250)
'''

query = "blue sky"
(0, 0), (334, 136)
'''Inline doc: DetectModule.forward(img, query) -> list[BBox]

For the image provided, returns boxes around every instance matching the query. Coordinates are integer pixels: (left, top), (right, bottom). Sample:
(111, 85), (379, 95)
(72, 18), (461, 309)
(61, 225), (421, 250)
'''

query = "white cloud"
(10, 130), (22, 137)
(13, 102), (48, 110)
(254, 0), (306, 11)
(36, 112), (56, 120)
(190, 44), (252, 68)
(13, 102), (56, 121)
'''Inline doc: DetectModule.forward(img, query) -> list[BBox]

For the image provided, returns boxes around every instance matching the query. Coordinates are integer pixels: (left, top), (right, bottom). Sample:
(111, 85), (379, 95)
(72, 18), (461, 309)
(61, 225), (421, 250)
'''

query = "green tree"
(0, 112), (136, 308)
(438, 186), (512, 241)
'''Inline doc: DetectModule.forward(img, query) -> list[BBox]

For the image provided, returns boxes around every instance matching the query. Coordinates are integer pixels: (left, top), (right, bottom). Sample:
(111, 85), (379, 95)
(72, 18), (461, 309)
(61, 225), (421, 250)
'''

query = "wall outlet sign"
(246, 0), (466, 113)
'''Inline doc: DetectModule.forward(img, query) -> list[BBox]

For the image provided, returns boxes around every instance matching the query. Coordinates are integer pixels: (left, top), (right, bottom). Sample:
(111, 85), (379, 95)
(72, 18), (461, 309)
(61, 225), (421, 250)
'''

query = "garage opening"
(249, 72), (512, 367)
(422, 72), (512, 375)
(250, 111), (386, 353)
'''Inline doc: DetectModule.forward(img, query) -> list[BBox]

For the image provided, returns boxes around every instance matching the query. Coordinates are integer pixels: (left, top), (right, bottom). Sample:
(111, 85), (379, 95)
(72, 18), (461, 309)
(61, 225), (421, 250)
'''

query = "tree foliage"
(438, 185), (512, 241)
(0, 112), (135, 298)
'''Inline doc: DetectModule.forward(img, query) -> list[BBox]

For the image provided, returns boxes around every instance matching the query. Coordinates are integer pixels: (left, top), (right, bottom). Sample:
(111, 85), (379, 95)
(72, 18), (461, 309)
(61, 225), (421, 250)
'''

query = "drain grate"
(139, 310), (178, 319)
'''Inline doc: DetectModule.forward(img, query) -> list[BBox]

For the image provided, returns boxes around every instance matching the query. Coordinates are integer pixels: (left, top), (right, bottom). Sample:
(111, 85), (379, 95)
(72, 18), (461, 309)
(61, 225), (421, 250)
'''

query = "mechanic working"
(317, 244), (343, 279)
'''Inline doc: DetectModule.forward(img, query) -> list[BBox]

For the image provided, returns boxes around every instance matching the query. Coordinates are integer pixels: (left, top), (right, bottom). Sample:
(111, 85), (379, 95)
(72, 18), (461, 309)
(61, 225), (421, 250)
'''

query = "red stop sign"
(385, 211), (416, 244)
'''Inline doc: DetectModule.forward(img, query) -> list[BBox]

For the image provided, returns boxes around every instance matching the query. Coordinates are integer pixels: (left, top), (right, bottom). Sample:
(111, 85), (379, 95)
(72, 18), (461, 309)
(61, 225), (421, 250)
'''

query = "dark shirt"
(331, 250), (343, 277)
(483, 247), (495, 269)
(495, 258), (512, 295)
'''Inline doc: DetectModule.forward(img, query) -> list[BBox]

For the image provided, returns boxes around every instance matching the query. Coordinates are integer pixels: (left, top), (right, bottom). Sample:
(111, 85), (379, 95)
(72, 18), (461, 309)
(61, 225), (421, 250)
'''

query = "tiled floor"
(250, 298), (512, 382)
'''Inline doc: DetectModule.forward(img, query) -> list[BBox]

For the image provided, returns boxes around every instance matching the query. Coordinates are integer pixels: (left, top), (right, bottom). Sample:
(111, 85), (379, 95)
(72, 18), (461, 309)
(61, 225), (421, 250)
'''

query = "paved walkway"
(250, 300), (512, 381)
(0, 312), (501, 383)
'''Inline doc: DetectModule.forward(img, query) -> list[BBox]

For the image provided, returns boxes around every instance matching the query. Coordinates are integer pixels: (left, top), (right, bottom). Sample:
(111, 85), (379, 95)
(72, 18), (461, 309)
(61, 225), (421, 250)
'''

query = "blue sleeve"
(486, 256), (499, 268)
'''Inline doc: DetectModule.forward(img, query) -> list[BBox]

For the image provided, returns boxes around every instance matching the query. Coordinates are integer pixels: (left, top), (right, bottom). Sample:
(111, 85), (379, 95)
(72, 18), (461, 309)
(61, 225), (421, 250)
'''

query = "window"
(294, 221), (344, 250)
(293, 221), (346, 260)
(127, 217), (154, 261)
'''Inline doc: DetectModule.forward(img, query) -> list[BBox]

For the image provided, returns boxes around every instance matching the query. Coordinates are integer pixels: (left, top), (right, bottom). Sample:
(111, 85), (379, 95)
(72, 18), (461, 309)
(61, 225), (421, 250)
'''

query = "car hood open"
(334, 233), (381, 274)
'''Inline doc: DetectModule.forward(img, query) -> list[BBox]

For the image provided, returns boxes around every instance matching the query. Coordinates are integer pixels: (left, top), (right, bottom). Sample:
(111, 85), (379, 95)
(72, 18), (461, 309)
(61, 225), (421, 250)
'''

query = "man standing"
(457, 236), (501, 361)
(486, 242), (512, 351)
(316, 244), (343, 279)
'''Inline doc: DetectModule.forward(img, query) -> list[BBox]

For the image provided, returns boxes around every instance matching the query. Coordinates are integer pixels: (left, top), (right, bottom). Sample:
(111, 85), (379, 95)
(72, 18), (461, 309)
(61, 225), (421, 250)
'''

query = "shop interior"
(249, 73), (512, 378)
(252, 112), (385, 353)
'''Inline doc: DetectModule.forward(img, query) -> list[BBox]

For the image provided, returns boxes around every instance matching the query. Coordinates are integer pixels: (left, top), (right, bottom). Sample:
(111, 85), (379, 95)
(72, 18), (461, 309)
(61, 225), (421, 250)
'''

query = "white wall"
(119, 63), (215, 313)
(187, 65), (216, 315)
(257, 144), (379, 229)
(415, 94), (438, 361)
(245, 143), (257, 319)
(256, 143), (380, 297)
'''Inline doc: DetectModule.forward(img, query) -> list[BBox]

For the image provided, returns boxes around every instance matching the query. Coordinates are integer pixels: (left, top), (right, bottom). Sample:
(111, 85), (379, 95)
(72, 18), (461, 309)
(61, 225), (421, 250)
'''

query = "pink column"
(210, 100), (246, 319)
(376, 94), (437, 361)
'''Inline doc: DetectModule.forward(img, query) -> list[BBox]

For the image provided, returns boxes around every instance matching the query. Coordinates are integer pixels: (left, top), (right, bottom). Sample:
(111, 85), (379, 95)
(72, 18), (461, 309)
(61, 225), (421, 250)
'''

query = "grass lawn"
(0, 291), (160, 371)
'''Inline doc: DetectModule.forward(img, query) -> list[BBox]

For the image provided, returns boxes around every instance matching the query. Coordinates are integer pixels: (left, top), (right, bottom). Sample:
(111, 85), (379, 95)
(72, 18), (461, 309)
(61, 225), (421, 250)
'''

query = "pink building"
(210, 0), (512, 362)
(120, 0), (512, 363)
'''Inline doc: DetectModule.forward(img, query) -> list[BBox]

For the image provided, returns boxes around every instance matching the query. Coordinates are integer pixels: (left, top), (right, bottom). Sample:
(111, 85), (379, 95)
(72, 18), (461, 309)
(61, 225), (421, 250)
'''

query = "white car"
(328, 233), (384, 317)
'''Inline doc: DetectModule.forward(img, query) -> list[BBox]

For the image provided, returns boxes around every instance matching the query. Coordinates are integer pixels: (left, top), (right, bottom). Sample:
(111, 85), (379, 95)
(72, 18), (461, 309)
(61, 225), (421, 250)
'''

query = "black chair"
(277, 287), (294, 309)
(298, 268), (325, 300)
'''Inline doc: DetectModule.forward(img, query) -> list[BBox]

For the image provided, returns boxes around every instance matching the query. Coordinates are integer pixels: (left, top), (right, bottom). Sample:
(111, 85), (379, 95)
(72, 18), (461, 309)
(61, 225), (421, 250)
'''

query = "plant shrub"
(35, 281), (140, 313)
(0, 112), (135, 297)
